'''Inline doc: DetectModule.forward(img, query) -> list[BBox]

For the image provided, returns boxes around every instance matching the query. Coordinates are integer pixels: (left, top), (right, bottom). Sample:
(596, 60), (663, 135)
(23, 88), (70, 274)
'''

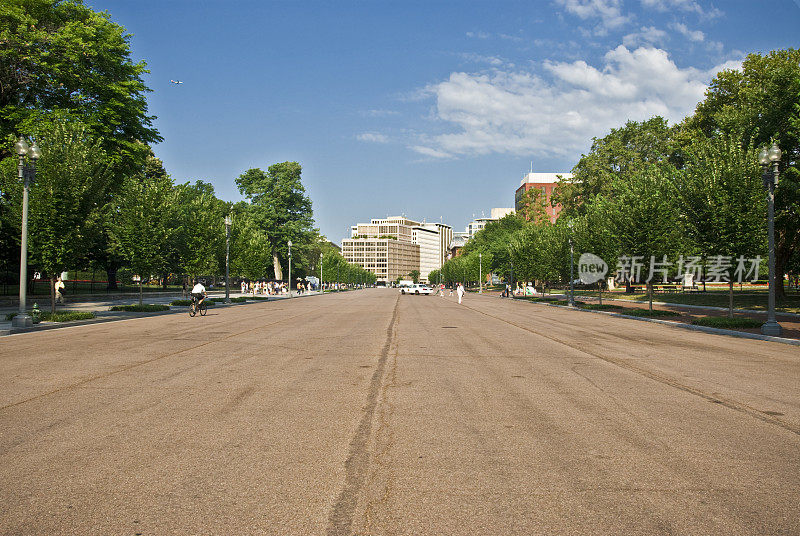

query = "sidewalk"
(0, 290), (323, 335)
(505, 290), (800, 341)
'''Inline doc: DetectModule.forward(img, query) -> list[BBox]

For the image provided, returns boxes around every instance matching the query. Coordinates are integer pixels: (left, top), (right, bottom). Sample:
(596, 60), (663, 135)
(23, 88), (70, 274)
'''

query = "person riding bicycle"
(191, 280), (207, 307)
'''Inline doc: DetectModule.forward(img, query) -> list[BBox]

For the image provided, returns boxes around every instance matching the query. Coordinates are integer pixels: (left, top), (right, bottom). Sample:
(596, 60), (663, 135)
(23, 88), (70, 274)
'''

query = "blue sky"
(87, 0), (800, 243)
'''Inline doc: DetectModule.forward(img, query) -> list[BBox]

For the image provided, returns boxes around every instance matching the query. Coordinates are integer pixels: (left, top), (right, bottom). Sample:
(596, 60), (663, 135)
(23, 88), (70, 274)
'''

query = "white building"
(412, 226), (441, 283)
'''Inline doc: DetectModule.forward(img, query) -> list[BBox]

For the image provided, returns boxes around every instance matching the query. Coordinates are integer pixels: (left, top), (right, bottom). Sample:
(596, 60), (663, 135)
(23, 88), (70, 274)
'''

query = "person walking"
(55, 276), (66, 304)
(457, 282), (465, 304)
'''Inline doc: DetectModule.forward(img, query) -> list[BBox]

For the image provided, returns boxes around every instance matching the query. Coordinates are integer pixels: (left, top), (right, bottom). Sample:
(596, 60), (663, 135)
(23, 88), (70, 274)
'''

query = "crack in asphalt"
(0, 308), (321, 413)
(327, 294), (399, 536)
(461, 301), (800, 437)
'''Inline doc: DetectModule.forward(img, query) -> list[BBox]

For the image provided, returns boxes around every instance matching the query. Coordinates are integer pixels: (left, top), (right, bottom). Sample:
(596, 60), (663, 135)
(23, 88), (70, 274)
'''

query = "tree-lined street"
(1, 289), (797, 534)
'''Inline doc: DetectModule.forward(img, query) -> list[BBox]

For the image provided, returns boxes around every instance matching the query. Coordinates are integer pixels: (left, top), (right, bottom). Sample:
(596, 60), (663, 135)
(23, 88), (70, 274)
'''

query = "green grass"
(580, 303), (623, 311)
(622, 308), (682, 318)
(691, 317), (763, 329)
(110, 304), (171, 312)
(572, 289), (800, 314)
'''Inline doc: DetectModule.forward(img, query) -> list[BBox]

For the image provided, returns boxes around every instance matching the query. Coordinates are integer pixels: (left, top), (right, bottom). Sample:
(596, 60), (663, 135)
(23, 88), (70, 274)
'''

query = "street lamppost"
(568, 220), (575, 307)
(759, 143), (782, 336)
(479, 252), (483, 293)
(224, 214), (232, 303)
(287, 240), (292, 298)
(13, 137), (40, 329)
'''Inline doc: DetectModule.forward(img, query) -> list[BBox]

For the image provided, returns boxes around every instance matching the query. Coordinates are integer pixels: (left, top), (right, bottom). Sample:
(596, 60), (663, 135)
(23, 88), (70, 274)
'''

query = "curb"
(3, 296), (280, 336)
(576, 296), (800, 319)
(513, 298), (800, 347)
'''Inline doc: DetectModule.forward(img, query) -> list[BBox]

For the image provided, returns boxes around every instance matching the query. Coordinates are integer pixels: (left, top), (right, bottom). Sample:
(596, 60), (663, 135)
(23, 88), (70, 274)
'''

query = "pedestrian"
(55, 276), (66, 304)
(449, 285), (453, 297)
(457, 282), (465, 304)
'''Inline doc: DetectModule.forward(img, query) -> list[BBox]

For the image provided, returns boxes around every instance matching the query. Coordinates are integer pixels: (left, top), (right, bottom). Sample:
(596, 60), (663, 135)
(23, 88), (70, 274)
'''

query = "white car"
(399, 284), (433, 295)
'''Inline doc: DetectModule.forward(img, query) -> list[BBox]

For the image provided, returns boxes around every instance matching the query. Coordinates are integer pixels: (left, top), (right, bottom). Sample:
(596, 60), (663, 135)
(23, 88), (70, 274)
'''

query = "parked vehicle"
(400, 284), (433, 295)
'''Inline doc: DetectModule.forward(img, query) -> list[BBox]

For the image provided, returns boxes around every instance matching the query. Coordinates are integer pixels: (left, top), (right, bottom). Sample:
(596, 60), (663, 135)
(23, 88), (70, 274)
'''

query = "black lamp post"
(759, 143), (782, 336)
(288, 240), (292, 298)
(568, 220), (575, 307)
(12, 137), (40, 329)
(224, 214), (231, 304)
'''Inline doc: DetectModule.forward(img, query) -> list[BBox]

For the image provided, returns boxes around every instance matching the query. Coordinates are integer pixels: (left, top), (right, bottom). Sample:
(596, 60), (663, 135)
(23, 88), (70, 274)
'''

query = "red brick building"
(514, 172), (573, 223)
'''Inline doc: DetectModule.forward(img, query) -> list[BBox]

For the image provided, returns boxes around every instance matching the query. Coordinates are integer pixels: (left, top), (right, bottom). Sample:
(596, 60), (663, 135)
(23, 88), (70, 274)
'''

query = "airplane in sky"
(170, 79), (183, 85)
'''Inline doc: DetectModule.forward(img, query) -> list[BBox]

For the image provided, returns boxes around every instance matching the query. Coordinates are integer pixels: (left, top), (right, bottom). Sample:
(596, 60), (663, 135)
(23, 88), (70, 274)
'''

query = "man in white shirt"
(191, 280), (206, 307)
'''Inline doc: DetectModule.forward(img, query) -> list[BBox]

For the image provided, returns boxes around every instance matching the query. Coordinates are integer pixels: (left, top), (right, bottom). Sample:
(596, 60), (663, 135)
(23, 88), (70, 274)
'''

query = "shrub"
(580, 303), (623, 311)
(41, 311), (96, 322)
(170, 299), (192, 306)
(623, 308), (681, 317)
(110, 304), (171, 312)
(6, 311), (96, 322)
(691, 317), (762, 329)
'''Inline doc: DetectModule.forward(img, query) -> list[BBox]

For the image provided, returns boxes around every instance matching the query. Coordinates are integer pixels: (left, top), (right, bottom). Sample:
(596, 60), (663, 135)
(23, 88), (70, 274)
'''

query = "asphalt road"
(1, 288), (798, 535)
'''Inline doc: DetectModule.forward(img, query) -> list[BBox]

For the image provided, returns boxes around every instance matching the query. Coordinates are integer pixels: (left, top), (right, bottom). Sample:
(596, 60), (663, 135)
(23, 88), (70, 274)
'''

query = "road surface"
(1, 288), (798, 534)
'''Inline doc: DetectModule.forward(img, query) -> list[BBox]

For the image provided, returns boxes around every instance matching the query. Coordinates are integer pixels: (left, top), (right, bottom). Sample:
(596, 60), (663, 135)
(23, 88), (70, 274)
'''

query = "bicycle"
(189, 295), (207, 317)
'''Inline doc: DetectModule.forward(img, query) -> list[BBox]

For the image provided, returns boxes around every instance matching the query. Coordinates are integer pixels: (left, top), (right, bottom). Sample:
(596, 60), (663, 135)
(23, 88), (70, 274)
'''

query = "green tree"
(409, 269), (420, 283)
(510, 221), (569, 290)
(236, 162), (314, 281)
(517, 188), (548, 224)
(672, 133), (766, 316)
(173, 181), (226, 279)
(109, 161), (177, 304)
(0, 0), (160, 169)
(228, 203), (272, 282)
(688, 49), (800, 297)
(606, 164), (682, 310)
(462, 214), (525, 282)
(553, 117), (675, 218)
(22, 120), (112, 312)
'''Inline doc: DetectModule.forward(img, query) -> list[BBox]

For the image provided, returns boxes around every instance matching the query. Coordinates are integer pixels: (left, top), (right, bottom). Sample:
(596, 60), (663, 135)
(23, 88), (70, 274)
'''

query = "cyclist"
(191, 279), (207, 308)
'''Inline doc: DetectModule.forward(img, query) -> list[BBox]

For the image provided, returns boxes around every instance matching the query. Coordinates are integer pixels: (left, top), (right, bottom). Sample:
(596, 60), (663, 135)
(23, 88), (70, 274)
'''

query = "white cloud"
(466, 31), (491, 39)
(555, 0), (632, 34)
(362, 109), (399, 117)
(357, 132), (389, 143)
(409, 145), (452, 159)
(413, 46), (739, 159)
(623, 25), (669, 47)
(669, 22), (704, 42)
(459, 53), (513, 67)
(641, 0), (722, 18)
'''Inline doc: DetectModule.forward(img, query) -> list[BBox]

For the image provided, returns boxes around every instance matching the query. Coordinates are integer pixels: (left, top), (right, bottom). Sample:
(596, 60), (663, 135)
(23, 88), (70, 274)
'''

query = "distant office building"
(449, 233), (469, 258)
(515, 172), (573, 223)
(412, 226), (440, 283)
(420, 222), (453, 269)
(490, 207), (515, 220)
(343, 216), (450, 284)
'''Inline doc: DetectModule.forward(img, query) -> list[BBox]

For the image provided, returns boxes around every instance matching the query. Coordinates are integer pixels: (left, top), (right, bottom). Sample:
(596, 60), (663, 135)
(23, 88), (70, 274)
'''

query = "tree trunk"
(272, 247), (283, 281)
(776, 251), (787, 300)
(648, 282), (653, 312)
(139, 281), (143, 306)
(728, 280), (733, 319)
(50, 277), (56, 314)
(598, 281), (603, 306)
(106, 267), (118, 290)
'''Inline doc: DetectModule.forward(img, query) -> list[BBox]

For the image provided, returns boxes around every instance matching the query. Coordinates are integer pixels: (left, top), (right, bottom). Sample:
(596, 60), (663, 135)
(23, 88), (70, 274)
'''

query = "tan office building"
(343, 217), (421, 284)
(343, 216), (451, 284)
